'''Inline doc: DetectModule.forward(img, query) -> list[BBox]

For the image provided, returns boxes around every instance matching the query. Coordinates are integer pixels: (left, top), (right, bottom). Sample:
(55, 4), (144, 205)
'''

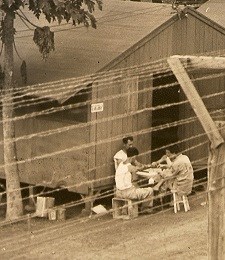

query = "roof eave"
(99, 6), (225, 73)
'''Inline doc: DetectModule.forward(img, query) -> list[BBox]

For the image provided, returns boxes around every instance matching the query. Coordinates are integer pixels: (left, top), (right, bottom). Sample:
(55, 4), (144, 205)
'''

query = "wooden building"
(1, 0), (225, 197)
(198, 0), (225, 28)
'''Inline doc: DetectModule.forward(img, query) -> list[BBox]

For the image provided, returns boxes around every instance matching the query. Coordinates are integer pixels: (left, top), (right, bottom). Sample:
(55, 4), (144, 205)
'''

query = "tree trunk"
(3, 11), (23, 220)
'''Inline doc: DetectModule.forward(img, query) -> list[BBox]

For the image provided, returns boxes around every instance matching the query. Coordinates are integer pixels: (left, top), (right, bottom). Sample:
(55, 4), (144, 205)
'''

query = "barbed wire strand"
(1, 47), (225, 102)
(1, 54), (225, 108)
(0, 53), (223, 231)
(0, 137), (211, 199)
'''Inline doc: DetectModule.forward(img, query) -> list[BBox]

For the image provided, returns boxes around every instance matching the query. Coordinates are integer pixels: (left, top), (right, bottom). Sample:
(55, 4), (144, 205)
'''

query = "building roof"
(14, 0), (225, 103)
(14, 0), (176, 102)
(197, 0), (225, 28)
(15, 1), (174, 84)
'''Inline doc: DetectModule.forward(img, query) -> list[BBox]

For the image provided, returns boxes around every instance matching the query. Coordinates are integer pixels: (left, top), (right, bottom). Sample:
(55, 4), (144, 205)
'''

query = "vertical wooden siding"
(0, 115), (90, 194)
(175, 15), (225, 165)
(89, 13), (225, 190)
(89, 72), (153, 189)
(122, 13), (225, 167)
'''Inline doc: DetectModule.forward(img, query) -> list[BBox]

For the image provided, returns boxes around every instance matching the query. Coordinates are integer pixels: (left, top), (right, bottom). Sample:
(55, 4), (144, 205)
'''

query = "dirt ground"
(0, 190), (208, 260)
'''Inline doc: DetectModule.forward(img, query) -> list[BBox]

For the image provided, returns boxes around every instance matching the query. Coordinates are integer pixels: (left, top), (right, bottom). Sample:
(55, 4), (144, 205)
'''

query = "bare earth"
(0, 192), (207, 260)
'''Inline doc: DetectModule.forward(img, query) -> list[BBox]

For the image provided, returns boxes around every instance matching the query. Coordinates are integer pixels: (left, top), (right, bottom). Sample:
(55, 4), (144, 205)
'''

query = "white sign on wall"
(91, 102), (104, 113)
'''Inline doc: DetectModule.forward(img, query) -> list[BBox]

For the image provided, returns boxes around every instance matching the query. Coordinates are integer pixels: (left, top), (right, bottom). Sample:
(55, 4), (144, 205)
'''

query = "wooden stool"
(171, 190), (190, 213)
(112, 198), (138, 220)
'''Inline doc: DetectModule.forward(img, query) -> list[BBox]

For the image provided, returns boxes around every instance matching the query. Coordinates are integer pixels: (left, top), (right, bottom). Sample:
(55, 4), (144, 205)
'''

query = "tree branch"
(15, 9), (40, 29)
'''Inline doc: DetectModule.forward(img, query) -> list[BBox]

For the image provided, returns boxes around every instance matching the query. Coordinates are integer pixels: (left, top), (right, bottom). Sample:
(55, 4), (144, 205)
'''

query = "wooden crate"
(112, 198), (138, 220)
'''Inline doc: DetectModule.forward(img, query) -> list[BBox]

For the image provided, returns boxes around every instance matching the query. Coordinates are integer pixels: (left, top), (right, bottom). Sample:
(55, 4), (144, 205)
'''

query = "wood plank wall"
(89, 72), (153, 190)
(89, 12), (225, 190)
(0, 115), (90, 194)
(177, 15), (225, 165)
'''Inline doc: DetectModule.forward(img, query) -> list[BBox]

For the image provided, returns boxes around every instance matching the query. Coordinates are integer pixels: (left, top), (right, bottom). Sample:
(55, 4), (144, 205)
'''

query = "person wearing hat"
(115, 147), (154, 213)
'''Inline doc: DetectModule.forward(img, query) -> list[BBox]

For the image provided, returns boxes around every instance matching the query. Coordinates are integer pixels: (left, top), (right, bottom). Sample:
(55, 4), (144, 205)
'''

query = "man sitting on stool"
(115, 147), (154, 214)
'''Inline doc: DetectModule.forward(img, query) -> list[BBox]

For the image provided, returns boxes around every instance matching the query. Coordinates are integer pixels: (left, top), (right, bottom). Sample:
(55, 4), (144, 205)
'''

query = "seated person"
(114, 136), (134, 170)
(168, 145), (194, 197)
(151, 149), (172, 169)
(114, 136), (151, 171)
(155, 145), (194, 195)
(115, 147), (154, 213)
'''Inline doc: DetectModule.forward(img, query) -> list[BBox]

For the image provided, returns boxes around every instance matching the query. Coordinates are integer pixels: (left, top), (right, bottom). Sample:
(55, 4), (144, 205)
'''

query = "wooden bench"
(112, 198), (139, 220)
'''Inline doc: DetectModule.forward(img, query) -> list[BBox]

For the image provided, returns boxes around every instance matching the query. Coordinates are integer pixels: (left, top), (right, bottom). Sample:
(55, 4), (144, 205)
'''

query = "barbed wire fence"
(0, 51), (224, 234)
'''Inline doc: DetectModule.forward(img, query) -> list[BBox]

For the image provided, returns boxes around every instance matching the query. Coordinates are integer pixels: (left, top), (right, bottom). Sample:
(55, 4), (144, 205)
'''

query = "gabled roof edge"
(99, 6), (225, 73)
(186, 6), (225, 35)
(99, 13), (179, 72)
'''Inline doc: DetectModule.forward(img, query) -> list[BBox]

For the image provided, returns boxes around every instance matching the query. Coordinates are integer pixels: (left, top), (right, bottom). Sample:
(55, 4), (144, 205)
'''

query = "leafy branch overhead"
(33, 26), (54, 60)
(0, 0), (102, 59)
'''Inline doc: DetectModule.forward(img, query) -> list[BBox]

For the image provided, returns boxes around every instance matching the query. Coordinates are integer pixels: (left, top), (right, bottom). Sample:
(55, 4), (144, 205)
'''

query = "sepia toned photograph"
(0, 0), (224, 259)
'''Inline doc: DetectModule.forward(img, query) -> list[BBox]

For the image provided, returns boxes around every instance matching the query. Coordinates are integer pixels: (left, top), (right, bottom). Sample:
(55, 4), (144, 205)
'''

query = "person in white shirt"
(114, 136), (151, 171)
(114, 136), (134, 170)
(115, 147), (154, 214)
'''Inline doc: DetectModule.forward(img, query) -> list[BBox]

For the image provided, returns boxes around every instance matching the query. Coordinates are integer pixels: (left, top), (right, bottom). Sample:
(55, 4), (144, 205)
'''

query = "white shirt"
(172, 154), (194, 181)
(113, 149), (127, 170)
(115, 162), (132, 190)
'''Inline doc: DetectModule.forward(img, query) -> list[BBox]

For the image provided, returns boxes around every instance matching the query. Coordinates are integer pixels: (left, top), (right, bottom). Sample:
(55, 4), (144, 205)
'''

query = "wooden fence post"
(167, 57), (224, 149)
(167, 56), (225, 259)
(208, 121), (225, 259)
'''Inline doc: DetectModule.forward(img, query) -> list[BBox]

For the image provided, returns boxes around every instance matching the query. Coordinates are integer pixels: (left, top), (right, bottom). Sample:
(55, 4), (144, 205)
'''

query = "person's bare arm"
(152, 155), (168, 168)
(134, 159), (152, 170)
(127, 164), (138, 174)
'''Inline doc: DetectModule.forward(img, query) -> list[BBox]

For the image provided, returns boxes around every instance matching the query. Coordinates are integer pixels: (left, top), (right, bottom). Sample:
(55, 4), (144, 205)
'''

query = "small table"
(136, 168), (163, 185)
(136, 168), (162, 179)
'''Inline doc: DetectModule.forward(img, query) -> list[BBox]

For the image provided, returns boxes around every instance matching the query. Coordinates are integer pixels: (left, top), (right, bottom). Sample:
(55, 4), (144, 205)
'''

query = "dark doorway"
(151, 72), (180, 161)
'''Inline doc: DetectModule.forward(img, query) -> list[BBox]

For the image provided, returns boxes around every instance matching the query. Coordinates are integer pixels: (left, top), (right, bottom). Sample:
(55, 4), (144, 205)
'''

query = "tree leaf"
(96, 0), (103, 11)
(84, 0), (95, 13)
(7, 0), (15, 7)
(53, 0), (59, 5)
(41, 0), (51, 15)
(85, 11), (96, 29)
(33, 26), (55, 60)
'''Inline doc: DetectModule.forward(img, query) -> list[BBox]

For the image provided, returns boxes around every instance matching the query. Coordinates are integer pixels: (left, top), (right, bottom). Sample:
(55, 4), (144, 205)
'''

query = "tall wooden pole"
(167, 56), (225, 259)
(167, 57), (224, 149)
(208, 121), (225, 259)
